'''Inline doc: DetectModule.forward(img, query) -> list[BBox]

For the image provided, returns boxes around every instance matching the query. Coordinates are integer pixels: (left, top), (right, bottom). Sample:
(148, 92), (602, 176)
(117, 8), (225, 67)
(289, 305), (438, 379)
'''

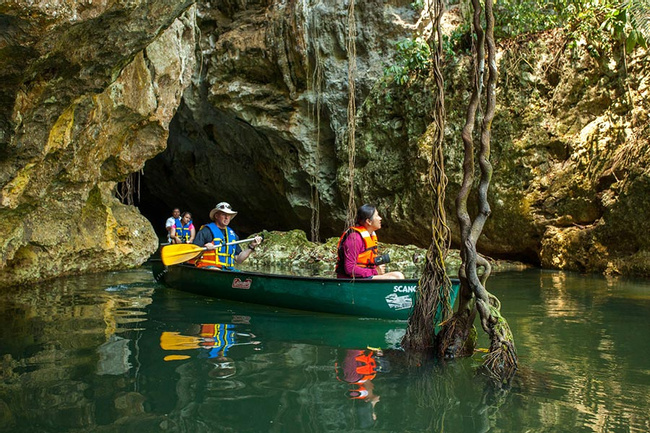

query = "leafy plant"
(411, 0), (425, 11)
(384, 37), (431, 85)
(443, 23), (471, 60)
(494, 0), (559, 38)
(487, 0), (646, 53)
(558, 1), (647, 59)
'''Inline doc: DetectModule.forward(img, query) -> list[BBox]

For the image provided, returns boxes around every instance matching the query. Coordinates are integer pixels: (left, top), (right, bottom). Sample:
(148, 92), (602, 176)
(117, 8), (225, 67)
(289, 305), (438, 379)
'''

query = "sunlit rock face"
(141, 0), (419, 237)
(2, 0), (648, 284)
(0, 2), (197, 286)
(144, 2), (650, 275)
(357, 31), (650, 275)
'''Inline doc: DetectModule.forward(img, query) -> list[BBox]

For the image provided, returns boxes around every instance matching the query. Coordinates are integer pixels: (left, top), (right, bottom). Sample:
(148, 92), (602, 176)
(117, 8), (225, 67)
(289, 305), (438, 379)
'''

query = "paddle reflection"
(159, 321), (262, 370)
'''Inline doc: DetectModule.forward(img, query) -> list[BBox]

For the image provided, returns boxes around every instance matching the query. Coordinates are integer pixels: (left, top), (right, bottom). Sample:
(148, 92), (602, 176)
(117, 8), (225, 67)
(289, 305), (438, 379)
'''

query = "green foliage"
(411, 0), (425, 11)
(443, 23), (471, 60)
(383, 37), (431, 86)
(576, 2), (645, 51)
(628, 0), (650, 40)
(554, 0), (647, 61)
(494, 0), (559, 38)
(491, 0), (646, 53)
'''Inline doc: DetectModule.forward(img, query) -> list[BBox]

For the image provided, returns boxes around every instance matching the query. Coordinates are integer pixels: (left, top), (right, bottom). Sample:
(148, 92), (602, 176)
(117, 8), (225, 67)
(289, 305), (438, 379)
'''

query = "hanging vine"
(402, 0), (453, 353)
(344, 0), (357, 227)
(116, 170), (142, 206)
(306, 4), (324, 243)
(309, 54), (323, 243)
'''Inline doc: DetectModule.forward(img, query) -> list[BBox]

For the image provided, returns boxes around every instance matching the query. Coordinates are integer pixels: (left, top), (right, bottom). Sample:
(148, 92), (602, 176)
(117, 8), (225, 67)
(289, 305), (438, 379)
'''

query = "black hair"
(181, 211), (192, 219)
(355, 204), (377, 226)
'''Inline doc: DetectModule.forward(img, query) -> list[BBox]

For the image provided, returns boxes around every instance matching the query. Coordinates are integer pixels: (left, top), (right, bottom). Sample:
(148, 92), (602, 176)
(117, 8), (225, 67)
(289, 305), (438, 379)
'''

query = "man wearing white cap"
(192, 202), (263, 269)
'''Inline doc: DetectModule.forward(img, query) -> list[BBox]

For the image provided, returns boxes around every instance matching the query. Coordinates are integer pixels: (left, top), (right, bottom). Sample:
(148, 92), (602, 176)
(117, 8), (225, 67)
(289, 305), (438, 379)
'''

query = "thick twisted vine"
(437, 0), (517, 385)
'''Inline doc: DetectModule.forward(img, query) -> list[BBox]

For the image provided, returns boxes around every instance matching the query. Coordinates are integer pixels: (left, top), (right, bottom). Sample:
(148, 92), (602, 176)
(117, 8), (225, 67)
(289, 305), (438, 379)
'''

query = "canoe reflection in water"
(159, 322), (261, 378)
(336, 348), (389, 428)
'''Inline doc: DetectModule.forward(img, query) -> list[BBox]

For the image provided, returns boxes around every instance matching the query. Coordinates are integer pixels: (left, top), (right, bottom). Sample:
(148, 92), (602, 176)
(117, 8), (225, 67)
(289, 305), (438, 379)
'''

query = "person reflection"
(336, 348), (389, 428)
(159, 323), (260, 370)
(195, 323), (259, 379)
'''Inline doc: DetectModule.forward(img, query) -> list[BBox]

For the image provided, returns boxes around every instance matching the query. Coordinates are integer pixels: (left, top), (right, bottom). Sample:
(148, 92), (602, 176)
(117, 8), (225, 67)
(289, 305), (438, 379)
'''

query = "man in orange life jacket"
(336, 204), (404, 279)
(192, 202), (263, 269)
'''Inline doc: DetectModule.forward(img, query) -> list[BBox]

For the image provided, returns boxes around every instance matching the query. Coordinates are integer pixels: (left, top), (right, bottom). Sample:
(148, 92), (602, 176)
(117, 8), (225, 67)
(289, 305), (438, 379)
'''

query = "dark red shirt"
(337, 231), (378, 279)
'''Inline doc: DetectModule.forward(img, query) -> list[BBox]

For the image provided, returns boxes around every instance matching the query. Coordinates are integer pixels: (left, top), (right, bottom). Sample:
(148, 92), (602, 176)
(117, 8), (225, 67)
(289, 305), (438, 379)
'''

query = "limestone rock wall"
(141, 0), (419, 236)
(2, 0), (648, 284)
(0, 2), (197, 286)
(356, 30), (650, 275)
(148, 2), (649, 275)
(143, 2), (650, 275)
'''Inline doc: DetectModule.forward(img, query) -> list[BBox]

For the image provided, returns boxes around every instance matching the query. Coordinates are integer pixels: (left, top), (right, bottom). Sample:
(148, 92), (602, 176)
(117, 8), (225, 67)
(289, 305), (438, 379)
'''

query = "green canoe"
(153, 260), (459, 321)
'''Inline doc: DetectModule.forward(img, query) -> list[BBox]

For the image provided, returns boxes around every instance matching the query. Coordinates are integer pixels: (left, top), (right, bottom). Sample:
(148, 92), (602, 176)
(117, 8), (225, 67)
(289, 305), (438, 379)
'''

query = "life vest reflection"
(159, 322), (260, 378)
(336, 348), (389, 427)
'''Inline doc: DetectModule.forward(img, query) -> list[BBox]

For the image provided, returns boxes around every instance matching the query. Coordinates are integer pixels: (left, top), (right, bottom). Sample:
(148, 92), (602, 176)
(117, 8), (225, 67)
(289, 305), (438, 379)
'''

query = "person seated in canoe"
(192, 202), (263, 269)
(165, 207), (180, 244)
(336, 204), (405, 279)
(171, 211), (196, 244)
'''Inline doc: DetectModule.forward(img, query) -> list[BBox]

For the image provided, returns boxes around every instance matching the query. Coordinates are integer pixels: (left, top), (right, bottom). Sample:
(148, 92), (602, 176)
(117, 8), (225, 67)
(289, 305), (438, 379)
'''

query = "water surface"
(0, 268), (648, 432)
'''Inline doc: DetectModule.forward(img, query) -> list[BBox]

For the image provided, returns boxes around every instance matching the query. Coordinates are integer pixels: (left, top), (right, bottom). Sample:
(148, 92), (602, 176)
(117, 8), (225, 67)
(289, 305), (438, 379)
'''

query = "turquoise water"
(0, 267), (649, 432)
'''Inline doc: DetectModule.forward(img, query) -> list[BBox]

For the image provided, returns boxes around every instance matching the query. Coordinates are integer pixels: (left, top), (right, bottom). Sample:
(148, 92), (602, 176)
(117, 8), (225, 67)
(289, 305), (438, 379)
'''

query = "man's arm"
(193, 227), (212, 247)
(165, 218), (175, 238)
(170, 225), (180, 243)
(235, 235), (263, 264)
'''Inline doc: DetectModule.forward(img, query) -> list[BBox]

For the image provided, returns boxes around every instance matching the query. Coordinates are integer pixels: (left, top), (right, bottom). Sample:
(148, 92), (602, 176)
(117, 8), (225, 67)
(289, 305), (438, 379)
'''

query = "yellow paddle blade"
(161, 244), (206, 266)
(160, 332), (201, 350)
(164, 355), (191, 362)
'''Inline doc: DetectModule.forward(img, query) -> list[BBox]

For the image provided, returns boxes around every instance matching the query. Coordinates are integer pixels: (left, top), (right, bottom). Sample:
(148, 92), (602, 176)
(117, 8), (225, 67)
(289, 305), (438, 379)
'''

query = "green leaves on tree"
(383, 37), (431, 86)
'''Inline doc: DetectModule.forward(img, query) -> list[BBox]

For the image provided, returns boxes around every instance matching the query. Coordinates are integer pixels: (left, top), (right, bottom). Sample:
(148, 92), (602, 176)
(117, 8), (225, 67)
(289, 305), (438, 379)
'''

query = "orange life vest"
(335, 349), (380, 400)
(336, 226), (378, 274)
(195, 223), (238, 269)
(352, 351), (378, 383)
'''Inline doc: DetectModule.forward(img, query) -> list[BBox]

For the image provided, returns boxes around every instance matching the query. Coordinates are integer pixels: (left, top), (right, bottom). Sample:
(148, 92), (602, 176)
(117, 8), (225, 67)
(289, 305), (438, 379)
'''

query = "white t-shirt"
(165, 217), (176, 242)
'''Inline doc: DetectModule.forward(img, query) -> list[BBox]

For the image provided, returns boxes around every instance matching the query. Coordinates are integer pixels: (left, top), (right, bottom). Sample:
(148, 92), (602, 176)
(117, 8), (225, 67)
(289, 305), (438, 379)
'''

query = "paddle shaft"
(181, 237), (259, 254)
(161, 237), (260, 266)
(179, 237), (258, 249)
(222, 237), (258, 247)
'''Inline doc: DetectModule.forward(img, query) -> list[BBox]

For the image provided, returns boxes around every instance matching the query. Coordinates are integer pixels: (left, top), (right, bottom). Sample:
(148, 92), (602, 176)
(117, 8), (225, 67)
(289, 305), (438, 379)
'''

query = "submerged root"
(402, 250), (453, 353)
(480, 305), (517, 386)
(435, 313), (477, 359)
(482, 341), (517, 386)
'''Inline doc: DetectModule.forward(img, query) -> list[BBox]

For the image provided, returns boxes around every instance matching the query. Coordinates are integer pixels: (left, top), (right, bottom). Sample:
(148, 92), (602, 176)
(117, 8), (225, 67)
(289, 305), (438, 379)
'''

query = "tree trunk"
(435, 0), (518, 385)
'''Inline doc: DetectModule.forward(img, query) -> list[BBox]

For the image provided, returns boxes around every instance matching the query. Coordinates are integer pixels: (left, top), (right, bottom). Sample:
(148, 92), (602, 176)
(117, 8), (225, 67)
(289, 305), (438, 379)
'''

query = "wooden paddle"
(161, 238), (260, 266)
